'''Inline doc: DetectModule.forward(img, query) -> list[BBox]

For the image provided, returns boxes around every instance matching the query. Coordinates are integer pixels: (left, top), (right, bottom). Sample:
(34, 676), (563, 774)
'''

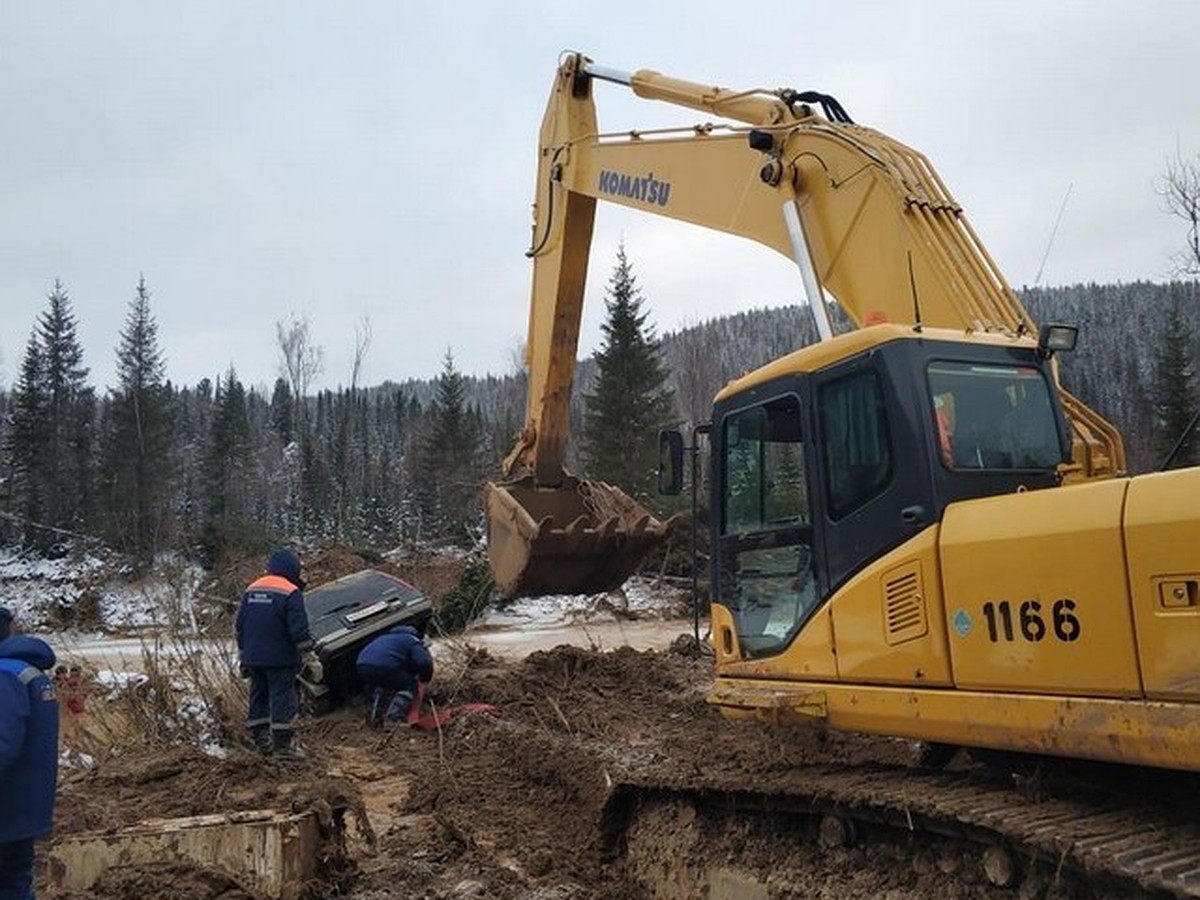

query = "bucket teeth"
(485, 475), (672, 598)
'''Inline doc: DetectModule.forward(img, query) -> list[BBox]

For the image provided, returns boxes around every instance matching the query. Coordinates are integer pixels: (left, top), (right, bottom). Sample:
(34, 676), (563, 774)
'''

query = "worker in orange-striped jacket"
(235, 547), (319, 760)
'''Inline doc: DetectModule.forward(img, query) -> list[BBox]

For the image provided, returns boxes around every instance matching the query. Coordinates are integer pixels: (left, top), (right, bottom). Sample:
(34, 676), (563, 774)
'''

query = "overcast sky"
(3, 1), (1199, 394)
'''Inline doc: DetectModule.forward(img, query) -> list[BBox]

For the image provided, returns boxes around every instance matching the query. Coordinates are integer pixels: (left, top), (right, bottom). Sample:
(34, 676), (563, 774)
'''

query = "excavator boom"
(488, 53), (1125, 598)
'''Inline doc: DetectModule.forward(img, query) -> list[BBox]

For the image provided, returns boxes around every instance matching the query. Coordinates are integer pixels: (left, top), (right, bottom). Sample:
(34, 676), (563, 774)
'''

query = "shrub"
(430, 555), (494, 637)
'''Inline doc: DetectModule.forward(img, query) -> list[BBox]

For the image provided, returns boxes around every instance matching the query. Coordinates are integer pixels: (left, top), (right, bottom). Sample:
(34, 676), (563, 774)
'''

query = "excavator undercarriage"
(604, 761), (1200, 898)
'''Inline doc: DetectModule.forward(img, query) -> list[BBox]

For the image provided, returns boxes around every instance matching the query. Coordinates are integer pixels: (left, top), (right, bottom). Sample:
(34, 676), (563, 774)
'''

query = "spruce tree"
(581, 244), (676, 500)
(101, 277), (175, 564)
(172, 377), (214, 546)
(1152, 295), (1200, 467)
(3, 330), (49, 543)
(200, 368), (253, 559)
(414, 350), (482, 544)
(11, 281), (95, 550)
(269, 378), (294, 445)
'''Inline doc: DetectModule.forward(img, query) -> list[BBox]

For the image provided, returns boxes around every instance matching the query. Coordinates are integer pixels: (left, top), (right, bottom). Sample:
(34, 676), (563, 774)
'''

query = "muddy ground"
(31, 547), (1168, 899)
(40, 637), (1159, 900)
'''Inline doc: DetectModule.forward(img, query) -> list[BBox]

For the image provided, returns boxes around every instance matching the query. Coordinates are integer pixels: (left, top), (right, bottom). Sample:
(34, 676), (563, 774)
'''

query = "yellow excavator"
(486, 52), (1200, 773)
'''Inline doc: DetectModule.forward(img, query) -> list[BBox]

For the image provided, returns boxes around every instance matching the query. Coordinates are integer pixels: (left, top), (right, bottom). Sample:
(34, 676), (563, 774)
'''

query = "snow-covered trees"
(1152, 295), (1199, 468)
(1, 272), (1197, 561)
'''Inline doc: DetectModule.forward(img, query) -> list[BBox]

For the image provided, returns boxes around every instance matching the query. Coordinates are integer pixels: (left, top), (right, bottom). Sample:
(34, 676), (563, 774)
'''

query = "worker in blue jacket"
(235, 548), (320, 759)
(0, 606), (59, 900)
(356, 624), (434, 727)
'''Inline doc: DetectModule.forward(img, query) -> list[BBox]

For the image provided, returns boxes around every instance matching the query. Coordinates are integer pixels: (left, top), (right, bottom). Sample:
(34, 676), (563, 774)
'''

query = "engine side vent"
(883, 562), (928, 646)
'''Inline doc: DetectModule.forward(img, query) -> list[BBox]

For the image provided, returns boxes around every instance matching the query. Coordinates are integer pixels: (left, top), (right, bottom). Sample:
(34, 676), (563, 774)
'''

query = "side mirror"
(657, 429), (684, 495)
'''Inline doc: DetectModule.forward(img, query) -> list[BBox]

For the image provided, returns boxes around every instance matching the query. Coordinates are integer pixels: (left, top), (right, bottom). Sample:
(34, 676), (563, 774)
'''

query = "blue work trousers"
(246, 665), (299, 733)
(0, 838), (35, 900)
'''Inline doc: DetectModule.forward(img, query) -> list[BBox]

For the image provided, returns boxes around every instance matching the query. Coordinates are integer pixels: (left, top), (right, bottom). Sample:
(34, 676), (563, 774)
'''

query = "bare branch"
(350, 315), (373, 392)
(1158, 147), (1200, 276)
(275, 313), (324, 416)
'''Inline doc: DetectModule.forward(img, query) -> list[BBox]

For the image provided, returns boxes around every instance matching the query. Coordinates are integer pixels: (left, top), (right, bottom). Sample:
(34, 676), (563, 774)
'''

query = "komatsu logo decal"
(598, 170), (672, 206)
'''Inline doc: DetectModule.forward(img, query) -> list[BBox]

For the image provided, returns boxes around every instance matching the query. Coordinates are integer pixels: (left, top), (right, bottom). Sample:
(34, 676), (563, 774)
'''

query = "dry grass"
(58, 631), (251, 765)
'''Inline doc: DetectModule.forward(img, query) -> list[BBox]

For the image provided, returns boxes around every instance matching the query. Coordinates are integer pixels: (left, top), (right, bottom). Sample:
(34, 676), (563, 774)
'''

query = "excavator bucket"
(485, 475), (671, 598)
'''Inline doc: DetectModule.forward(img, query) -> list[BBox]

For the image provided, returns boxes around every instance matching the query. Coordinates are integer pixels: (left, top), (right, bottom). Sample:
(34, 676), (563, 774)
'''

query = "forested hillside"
(1, 279), (1196, 564)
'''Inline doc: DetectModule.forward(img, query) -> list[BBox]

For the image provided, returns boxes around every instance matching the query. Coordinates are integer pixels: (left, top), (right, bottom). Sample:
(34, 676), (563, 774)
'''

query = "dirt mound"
(208, 542), (465, 604)
(54, 746), (361, 835)
(54, 862), (261, 900)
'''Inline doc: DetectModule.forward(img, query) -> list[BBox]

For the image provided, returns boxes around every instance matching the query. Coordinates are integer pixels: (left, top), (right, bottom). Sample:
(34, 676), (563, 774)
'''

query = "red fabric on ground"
(405, 681), (500, 730)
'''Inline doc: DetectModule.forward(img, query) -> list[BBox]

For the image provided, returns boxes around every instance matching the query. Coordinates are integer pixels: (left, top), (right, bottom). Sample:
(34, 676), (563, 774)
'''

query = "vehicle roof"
(714, 323), (1041, 401)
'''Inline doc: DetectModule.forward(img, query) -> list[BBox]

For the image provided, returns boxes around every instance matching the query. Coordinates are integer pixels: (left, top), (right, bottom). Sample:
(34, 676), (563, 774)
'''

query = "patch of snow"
(59, 748), (96, 771)
(0, 548), (208, 634)
(97, 562), (205, 630)
(0, 547), (107, 629)
(94, 669), (150, 700)
(479, 576), (688, 629)
(0, 547), (107, 581)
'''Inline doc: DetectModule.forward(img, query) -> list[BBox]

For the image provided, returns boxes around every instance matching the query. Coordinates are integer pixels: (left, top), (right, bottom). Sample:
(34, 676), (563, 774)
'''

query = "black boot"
(250, 724), (273, 756)
(272, 728), (306, 760)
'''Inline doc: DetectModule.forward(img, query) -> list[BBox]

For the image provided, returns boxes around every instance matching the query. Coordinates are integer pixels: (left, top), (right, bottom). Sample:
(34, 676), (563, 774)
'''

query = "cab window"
(927, 361), (1065, 470)
(719, 395), (816, 658)
(819, 369), (892, 519)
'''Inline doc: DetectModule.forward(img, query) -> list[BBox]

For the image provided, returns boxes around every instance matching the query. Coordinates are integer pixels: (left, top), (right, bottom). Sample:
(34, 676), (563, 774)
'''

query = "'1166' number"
(982, 599), (1081, 643)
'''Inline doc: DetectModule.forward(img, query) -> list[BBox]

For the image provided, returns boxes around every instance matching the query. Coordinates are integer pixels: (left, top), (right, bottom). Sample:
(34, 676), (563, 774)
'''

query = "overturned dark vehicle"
(298, 569), (432, 712)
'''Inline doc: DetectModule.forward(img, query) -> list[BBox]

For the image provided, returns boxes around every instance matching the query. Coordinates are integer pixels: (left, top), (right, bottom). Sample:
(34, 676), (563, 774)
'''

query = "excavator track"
(602, 762), (1200, 897)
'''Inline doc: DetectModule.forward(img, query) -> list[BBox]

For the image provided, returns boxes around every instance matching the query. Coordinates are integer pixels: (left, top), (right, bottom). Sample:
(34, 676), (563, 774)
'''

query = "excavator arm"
(487, 52), (1124, 598)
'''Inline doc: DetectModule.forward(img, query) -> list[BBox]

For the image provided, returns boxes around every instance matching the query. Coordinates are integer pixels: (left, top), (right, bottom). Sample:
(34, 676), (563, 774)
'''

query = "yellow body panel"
(939, 480), (1141, 695)
(711, 474), (1200, 770)
(709, 677), (1200, 772)
(828, 527), (953, 687)
(1125, 468), (1200, 700)
(712, 602), (838, 681)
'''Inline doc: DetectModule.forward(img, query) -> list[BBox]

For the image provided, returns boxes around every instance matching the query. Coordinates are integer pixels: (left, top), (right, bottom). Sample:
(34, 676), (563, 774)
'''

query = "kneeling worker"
(356, 624), (433, 727)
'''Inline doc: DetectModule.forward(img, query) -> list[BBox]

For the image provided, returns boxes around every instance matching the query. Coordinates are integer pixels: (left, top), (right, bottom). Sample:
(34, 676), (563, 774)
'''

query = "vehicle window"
(723, 397), (808, 533)
(927, 361), (1065, 470)
(720, 395), (816, 658)
(819, 369), (892, 518)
